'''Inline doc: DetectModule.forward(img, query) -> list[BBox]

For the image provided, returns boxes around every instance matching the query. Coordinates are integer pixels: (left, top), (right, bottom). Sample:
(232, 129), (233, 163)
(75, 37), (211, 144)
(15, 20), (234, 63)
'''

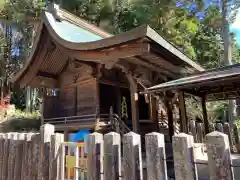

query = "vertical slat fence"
(188, 121), (240, 153)
(0, 124), (239, 180)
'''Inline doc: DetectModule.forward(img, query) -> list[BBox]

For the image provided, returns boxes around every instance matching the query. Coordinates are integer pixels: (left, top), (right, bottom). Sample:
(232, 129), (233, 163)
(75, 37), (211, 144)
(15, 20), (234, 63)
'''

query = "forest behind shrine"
(0, 0), (240, 128)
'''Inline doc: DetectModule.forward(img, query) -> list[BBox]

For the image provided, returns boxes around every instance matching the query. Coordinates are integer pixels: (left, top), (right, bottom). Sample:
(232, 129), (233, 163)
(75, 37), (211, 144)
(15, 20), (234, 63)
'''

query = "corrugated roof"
(146, 64), (240, 93)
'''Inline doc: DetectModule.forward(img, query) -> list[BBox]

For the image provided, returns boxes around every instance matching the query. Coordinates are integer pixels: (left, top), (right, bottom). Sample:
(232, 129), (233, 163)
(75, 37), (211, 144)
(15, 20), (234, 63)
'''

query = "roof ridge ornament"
(47, 3), (63, 22)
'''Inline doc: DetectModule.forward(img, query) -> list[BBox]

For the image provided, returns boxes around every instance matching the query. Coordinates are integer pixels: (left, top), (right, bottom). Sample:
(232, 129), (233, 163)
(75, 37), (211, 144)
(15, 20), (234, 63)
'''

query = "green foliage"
(10, 86), (26, 110)
(0, 0), (239, 123)
(236, 117), (240, 130)
(1, 109), (41, 132)
(185, 95), (228, 123)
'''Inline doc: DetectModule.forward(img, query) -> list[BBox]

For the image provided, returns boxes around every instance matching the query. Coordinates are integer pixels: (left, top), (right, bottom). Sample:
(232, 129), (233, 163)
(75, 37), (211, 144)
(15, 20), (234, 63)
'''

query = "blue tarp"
(69, 130), (90, 153)
(69, 129), (89, 142)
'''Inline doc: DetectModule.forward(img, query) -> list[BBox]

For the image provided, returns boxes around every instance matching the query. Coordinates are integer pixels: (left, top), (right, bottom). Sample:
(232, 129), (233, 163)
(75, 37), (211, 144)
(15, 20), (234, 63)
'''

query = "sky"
(231, 10), (240, 45)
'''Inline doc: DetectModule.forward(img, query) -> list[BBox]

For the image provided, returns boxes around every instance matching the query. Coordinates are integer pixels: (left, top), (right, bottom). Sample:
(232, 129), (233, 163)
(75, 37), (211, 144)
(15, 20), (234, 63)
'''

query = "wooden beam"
(178, 91), (188, 133)
(99, 80), (128, 88)
(148, 51), (190, 74)
(135, 55), (177, 77)
(202, 96), (209, 134)
(69, 42), (150, 63)
(29, 76), (58, 88)
(124, 57), (174, 79)
(37, 71), (57, 79)
(69, 59), (94, 73)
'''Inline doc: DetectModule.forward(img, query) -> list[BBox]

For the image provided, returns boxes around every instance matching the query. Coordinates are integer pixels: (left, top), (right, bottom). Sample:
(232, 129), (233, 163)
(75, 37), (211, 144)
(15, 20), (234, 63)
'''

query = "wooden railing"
(159, 119), (180, 134)
(44, 114), (97, 126)
(108, 107), (131, 136)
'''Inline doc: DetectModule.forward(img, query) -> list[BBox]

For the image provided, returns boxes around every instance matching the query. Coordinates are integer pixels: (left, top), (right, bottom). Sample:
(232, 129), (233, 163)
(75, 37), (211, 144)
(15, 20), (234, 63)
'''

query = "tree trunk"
(25, 86), (31, 113)
(222, 0), (236, 125)
(25, 23), (38, 113)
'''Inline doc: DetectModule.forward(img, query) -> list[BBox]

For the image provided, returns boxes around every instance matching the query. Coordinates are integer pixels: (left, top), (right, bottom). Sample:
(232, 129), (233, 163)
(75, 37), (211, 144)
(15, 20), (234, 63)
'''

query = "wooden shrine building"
(145, 64), (240, 135)
(11, 4), (204, 135)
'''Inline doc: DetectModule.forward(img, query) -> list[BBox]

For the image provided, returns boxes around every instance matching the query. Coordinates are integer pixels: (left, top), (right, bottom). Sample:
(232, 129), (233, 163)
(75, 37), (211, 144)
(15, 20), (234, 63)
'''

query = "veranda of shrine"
(11, 4), (206, 140)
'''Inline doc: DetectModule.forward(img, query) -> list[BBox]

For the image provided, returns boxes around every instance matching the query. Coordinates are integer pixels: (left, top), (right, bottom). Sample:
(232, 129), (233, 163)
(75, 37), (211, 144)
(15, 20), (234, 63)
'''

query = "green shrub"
(1, 109), (41, 132)
(236, 117), (240, 130)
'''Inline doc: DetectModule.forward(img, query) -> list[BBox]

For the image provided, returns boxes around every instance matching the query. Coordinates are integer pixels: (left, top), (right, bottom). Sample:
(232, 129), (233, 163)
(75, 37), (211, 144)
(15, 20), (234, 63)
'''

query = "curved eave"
(11, 7), (204, 85)
(43, 12), (204, 72)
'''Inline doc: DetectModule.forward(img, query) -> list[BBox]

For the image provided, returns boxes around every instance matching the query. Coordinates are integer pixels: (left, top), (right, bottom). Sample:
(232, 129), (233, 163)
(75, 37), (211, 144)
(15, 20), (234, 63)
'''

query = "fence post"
(232, 124), (240, 153)
(27, 133), (35, 180)
(28, 133), (40, 180)
(49, 133), (64, 180)
(122, 132), (143, 180)
(0, 133), (6, 180)
(206, 131), (234, 180)
(196, 123), (204, 143)
(215, 123), (223, 132)
(188, 120), (197, 142)
(103, 132), (121, 180)
(223, 123), (234, 152)
(21, 133), (34, 180)
(74, 142), (80, 180)
(172, 133), (198, 180)
(38, 124), (55, 180)
(145, 132), (167, 180)
(7, 133), (19, 180)
(109, 106), (113, 125)
(2, 133), (11, 180)
(13, 133), (25, 180)
(60, 142), (65, 180)
(87, 132), (103, 180)
(209, 123), (215, 132)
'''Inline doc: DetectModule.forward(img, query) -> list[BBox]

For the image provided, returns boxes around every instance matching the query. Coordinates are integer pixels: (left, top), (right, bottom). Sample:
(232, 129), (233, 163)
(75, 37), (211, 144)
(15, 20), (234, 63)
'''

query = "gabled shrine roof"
(45, 12), (104, 43)
(145, 64), (240, 101)
(11, 4), (204, 88)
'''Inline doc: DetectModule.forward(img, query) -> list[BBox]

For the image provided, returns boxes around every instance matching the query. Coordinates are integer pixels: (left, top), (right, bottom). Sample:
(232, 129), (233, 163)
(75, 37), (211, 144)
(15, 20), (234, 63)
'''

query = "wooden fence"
(188, 121), (240, 153)
(0, 123), (239, 180)
(86, 131), (239, 180)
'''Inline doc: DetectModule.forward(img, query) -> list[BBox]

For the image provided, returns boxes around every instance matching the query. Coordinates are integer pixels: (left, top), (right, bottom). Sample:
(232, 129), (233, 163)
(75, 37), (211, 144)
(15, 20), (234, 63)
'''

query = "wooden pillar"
(149, 95), (158, 132)
(165, 93), (174, 142)
(39, 88), (45, 126)
(149, 95), (157, 121)
(127, 75), (139, 133)
(95, 77), (101, 131)
(116, 83), (121, 117)
(64, 130), (68, 141)
(178, 91), (188, 133)
(202, 96), (209, 134)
